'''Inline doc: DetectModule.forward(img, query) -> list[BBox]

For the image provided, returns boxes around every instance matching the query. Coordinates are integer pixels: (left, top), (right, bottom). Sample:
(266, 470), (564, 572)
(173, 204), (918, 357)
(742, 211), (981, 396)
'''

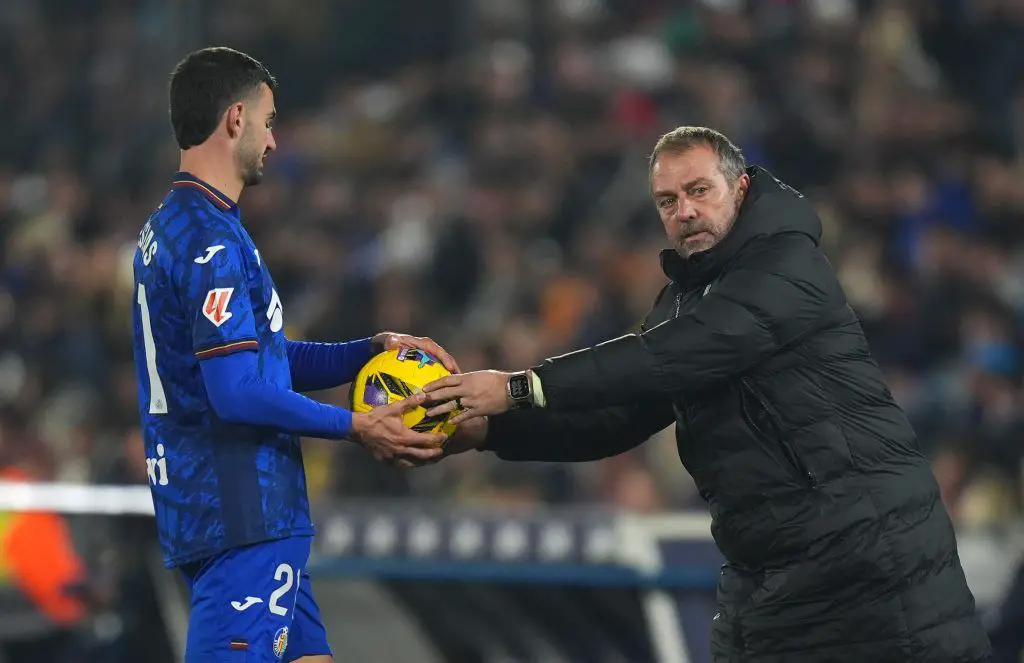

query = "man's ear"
(225, 102), (245, 139)
(736, 173), (751, 198)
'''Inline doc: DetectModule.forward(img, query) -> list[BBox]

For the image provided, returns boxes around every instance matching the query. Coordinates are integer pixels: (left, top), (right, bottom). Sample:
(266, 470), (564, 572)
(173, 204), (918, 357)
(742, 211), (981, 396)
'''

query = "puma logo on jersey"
(202, 288), (234, 327)
(194, 245), (226, 264)
(231, 596), (264, 612)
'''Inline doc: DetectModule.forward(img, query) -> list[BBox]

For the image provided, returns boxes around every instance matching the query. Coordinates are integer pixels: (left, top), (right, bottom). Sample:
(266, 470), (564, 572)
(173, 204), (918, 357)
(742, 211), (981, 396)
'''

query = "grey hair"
(648, 126), (747, 184)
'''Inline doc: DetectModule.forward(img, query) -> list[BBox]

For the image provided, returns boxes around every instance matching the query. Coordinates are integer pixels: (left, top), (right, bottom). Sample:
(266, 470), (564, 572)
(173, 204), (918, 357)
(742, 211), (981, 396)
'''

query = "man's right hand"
(350, 393), (447, 463)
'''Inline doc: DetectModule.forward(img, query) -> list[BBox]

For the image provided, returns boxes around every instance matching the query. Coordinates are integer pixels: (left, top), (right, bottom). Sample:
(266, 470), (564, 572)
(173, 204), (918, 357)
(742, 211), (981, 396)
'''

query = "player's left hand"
(373, 332), (461, 374)
(423, 370), (512, 425)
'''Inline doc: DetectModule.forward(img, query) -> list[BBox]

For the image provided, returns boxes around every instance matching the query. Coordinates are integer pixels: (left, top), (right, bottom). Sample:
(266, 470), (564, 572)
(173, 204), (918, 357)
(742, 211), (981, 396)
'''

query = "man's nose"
(675, 196), (697, 220)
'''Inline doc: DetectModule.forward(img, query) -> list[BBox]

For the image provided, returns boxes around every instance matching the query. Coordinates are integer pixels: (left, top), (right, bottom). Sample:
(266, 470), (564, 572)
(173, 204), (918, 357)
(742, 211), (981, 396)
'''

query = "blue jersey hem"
(162, 525), (317, 569)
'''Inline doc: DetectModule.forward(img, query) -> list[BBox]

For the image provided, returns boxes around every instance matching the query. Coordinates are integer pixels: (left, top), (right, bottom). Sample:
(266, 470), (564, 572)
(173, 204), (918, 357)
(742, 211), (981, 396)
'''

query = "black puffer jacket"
(487, 166), (991, 662)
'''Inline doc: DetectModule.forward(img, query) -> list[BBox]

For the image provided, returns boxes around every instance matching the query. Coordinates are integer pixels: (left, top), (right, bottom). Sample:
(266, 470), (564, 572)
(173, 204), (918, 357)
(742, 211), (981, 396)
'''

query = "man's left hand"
(373, 332), (461, 374)
(423, 370), (512, 425)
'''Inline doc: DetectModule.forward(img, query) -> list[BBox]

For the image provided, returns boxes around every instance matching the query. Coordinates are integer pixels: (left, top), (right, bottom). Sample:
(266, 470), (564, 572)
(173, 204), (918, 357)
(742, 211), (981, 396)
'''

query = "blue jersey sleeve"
(177, 238), (259, 359)
(201, 352), (354, 438)
(286, 338), (375, 391)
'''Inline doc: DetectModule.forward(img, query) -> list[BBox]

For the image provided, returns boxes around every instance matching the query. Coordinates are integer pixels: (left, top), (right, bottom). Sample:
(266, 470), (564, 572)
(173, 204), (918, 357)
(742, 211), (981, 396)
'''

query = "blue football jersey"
(132, 172), (313, 567)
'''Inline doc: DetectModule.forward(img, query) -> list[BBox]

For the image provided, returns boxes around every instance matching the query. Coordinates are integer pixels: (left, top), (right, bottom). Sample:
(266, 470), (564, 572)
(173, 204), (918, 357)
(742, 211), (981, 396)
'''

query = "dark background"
(2, 0), (1023, 660)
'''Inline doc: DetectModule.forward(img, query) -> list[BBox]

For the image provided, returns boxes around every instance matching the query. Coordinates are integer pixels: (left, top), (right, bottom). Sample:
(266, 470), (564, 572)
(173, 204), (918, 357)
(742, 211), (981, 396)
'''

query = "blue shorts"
(180, 536), (331, 662)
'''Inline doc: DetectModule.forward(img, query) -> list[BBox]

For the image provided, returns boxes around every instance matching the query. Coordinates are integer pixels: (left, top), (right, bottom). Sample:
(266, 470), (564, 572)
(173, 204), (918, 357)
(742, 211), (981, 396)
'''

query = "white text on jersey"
(138, 221), (158, 266)
(147, 443), (169, 486)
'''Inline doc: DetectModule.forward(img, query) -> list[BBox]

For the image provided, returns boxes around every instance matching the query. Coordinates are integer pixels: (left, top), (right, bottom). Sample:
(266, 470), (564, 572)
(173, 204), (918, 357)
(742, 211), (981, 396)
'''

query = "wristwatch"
(506, 371), (534, 410)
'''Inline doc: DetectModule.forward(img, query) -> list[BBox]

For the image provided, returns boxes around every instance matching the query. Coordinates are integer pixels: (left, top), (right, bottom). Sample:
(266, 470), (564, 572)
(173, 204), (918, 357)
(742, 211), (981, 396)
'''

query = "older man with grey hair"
(425, 126), (992, 662)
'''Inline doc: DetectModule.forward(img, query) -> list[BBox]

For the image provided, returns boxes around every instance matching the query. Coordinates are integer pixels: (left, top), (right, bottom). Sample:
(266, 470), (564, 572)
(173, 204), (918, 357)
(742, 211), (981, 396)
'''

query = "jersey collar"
(171, 172), (238, 215)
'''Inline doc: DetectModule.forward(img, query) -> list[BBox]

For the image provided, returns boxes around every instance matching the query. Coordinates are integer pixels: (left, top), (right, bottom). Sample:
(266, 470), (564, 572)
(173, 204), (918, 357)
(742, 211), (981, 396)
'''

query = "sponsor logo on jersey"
(146, 443), (169, 486)
(202, 288), (234, 327)
(194, 245), (226, 264)
(230, 596), (264, 612)
(267, 288), (283, 333)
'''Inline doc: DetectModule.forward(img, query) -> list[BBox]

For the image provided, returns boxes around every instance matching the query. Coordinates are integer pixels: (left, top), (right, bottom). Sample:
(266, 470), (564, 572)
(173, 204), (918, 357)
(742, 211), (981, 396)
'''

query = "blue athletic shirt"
(132, 172), (315, 567)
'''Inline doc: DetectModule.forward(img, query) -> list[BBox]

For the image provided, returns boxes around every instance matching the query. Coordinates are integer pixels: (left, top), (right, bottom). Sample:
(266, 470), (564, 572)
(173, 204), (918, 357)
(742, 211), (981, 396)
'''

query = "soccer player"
(131, 47), (453, 663)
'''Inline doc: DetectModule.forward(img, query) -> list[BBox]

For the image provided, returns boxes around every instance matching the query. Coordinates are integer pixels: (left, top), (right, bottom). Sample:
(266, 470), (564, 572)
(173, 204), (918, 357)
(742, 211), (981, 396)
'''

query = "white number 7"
(137, 283), (168, 414)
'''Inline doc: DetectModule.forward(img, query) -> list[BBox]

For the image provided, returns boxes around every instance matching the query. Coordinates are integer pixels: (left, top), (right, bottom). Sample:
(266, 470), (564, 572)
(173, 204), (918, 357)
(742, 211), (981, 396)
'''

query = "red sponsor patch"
(202, 288), (234, 327)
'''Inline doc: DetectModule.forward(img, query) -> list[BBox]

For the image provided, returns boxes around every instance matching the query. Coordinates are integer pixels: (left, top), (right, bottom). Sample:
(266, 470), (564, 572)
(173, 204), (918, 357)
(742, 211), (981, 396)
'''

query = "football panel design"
(379, 372), (413, 398)
(410, 411), (449, 433)
(363, 373), (390, 408)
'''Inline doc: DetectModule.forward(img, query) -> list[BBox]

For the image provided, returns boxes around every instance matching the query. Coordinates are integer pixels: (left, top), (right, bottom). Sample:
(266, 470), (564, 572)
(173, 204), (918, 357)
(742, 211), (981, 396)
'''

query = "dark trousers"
(0, 629), (74, 663)
(990, 559), (1024, 663)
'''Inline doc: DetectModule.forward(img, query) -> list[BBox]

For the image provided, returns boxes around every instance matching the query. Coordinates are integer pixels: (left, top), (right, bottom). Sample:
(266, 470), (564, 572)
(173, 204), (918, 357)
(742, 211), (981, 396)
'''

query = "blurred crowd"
(3, 0), (1024, 522)
(4, 0), (1024, 658)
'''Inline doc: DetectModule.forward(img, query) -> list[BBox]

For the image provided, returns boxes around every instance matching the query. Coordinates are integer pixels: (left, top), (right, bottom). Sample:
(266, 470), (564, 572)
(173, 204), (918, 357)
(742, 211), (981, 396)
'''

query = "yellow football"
(350, 347), (457, 442)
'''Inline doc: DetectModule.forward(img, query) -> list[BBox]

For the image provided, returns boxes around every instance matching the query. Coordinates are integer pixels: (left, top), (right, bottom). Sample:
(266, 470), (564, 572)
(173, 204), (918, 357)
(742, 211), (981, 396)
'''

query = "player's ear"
(225, 102), (245, 139)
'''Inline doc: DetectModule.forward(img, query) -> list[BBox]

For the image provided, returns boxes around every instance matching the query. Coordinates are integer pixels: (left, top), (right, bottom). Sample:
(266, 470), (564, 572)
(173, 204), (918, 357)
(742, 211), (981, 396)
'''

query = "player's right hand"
(350, 393), (446, 463)
(393, 416), (488, 469)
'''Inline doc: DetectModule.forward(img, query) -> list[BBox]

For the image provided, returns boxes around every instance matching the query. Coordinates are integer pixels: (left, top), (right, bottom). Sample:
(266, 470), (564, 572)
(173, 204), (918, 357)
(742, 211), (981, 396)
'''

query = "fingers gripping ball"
(351, 348), (460, 443)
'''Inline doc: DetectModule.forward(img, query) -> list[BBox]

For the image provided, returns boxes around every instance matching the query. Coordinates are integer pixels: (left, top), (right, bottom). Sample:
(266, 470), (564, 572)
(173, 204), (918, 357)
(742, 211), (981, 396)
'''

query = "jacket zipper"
(740, 378), (817, 488)
(672, 291), (699, 474)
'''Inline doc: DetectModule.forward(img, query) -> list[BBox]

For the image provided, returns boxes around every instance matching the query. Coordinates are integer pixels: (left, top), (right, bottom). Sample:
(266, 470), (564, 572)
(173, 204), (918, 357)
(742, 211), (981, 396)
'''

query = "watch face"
(509, 375), (530, 399)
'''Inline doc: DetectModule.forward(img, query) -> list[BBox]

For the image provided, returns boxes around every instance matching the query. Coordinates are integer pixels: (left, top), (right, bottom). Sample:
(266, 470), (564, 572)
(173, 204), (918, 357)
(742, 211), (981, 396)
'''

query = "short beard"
(241, 160), (264, 187)
(236, 127), (264, 187)
(674, 192), (741, 259)
(675, 232), (716, 259)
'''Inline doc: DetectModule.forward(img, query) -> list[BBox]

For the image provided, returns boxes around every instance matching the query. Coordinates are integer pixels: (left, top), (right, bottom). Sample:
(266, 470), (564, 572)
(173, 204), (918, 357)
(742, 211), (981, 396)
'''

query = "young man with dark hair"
(132, 47), (458, 663)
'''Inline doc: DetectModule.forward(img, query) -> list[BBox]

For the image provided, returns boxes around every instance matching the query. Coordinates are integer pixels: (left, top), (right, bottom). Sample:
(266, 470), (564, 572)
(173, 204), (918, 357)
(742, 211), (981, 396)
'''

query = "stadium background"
(2, 0), (1024, 661)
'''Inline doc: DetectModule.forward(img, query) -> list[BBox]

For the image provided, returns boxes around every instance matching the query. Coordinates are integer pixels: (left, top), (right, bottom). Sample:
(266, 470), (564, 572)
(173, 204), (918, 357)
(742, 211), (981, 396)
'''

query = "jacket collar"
(660, 165), (822, 286)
